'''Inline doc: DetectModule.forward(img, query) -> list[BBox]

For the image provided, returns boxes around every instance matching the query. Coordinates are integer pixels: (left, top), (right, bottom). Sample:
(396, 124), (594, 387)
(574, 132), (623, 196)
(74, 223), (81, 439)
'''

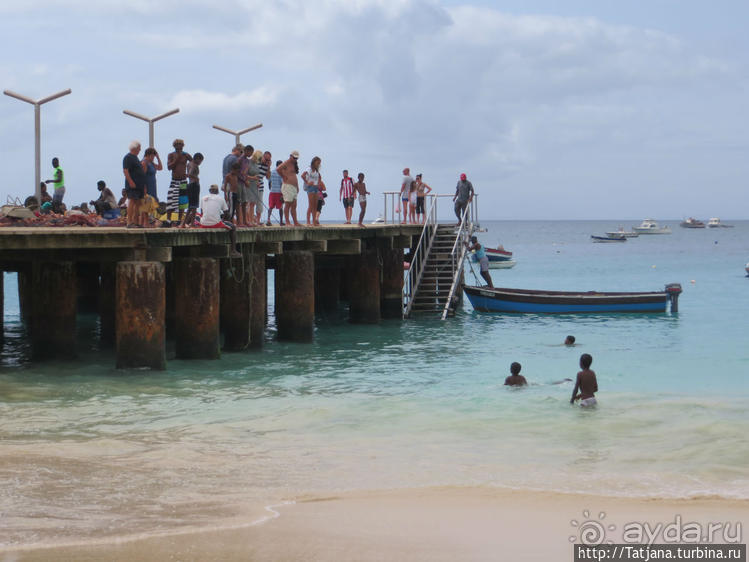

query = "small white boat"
(591, 234), (626, 243)
(707, 218), (733, 228)
(370, 215), (385, 224)
(680, 217), (706, 229)
(632, 219), (671, 235)
(605, 227), (639, 238)
(745, 262), (749, 277)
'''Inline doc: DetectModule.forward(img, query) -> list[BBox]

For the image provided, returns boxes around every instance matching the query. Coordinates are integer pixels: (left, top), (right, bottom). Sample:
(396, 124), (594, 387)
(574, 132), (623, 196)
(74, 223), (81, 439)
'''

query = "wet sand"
(6, 487), (748, 561)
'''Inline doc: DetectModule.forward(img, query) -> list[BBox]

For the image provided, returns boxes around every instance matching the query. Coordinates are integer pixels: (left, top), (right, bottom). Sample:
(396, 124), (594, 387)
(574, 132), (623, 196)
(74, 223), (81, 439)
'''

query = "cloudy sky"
(1, 0), (747, 220)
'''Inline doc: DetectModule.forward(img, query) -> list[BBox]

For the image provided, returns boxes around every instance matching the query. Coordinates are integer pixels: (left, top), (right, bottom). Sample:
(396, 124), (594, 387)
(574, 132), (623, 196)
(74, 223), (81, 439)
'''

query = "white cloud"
(165, 88), (280, 113)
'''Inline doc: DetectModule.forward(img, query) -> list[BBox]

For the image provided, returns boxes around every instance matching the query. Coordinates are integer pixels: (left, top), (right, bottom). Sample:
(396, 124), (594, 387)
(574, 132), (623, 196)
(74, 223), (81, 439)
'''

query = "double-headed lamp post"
(212, 123), (263, 146)
(122, 108), (180, 149)
(3, 88), (72, 204)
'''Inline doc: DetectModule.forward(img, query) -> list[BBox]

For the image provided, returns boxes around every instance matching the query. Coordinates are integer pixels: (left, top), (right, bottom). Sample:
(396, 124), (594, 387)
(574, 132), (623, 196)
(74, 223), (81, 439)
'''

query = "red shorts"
(268, 192), (283, 210)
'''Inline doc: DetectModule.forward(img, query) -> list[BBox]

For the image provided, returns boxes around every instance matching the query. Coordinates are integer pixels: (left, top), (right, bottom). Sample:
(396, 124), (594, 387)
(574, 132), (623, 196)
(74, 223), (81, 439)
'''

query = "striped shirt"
(340, 176), (354, 198)
(257, 162), (269, 190)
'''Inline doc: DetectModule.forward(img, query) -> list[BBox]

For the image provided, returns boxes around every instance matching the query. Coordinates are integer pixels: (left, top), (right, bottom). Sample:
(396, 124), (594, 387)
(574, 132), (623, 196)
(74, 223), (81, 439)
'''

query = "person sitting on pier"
(39, 182), (52, 204)
(505, 362), (528, 387)
(199, 184), (241, 258)
(466, 236), (494, 288)
(91, 180), (117, 215)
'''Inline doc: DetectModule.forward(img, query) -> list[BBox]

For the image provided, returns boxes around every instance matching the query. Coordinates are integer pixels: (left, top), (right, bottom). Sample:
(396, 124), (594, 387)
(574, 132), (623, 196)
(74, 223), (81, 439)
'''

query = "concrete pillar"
(275, 251), (314, 342)
(249, 252), (267, 349)
(220, 253), (251, 351)
(98, 263), (116, 345)
(349, 249), (381, 324)
(339, 257), (352, 302)
(116, 261), (165, 370)
(31, 261), (77, 359)
(174, 258), (220, 359)
(17, 267), (32, 326)
(315, 265), (340, 313)
(0, 272), (3, 341)
(380, 248), (404, 318)
(165, 263), (176, 338)
(76, 262), (100, 314)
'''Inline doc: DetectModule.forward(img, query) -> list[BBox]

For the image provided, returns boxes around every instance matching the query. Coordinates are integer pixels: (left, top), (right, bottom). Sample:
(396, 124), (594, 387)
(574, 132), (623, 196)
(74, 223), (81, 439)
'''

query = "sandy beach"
(5, 487), (747, 561)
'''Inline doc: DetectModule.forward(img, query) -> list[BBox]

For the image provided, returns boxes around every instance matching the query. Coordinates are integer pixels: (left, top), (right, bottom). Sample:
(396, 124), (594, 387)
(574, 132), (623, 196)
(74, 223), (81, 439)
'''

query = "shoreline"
(5, 486), (748, 561)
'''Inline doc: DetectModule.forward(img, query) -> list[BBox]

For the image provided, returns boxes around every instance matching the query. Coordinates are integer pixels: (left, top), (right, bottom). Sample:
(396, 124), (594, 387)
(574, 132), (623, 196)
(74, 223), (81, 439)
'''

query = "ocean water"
(1, 220), (748, 547)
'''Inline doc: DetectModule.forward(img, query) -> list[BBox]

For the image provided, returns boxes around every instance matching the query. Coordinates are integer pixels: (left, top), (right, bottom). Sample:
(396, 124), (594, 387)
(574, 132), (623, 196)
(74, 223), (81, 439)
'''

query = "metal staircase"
(403, 199), (474, 319)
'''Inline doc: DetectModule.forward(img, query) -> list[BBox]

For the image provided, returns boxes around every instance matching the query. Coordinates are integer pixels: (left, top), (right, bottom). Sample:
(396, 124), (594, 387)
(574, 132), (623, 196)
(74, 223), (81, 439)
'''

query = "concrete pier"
(349, 249), (381, 324)
(275, 251), (315, 342)
(32, 261), (77, 359)
(380, 247), (404, 318)
(0, 223), (423, 367)
(174, 258), (220, 359)
(116, 261), (165, 370)
(220, 255), (251, 351)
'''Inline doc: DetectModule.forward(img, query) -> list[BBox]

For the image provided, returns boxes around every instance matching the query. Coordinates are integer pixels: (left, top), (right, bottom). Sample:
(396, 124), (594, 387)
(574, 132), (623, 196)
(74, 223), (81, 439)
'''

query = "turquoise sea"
(1, 220), (748, 547)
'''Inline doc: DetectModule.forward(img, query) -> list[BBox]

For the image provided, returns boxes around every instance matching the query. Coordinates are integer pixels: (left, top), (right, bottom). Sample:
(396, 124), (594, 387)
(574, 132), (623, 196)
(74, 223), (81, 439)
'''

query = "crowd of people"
(8, 144), (477, 232)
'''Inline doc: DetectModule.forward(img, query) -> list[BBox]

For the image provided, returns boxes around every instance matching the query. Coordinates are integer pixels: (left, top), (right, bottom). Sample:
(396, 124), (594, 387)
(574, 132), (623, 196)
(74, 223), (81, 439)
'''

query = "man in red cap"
(453, 172), (474, 224)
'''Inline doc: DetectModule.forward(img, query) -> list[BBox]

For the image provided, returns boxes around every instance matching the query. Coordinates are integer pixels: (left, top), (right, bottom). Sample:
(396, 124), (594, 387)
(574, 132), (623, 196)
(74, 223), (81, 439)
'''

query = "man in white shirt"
(200, 184), (241, 258)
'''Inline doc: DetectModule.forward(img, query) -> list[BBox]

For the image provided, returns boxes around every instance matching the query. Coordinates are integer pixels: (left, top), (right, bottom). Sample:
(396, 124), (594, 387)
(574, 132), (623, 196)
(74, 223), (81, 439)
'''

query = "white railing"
(441, 204), (473, 320)
(381, 191), (479, 226)
(403, 195), (439, 317)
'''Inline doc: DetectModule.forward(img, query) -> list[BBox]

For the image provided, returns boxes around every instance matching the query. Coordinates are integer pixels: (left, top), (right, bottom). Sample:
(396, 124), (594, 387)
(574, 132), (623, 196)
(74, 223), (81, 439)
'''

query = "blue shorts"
(304, 184), (318, 194)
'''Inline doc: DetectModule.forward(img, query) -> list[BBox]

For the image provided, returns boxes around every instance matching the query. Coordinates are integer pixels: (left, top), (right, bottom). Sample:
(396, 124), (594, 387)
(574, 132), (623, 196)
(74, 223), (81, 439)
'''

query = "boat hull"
(464, 286), (671, 313)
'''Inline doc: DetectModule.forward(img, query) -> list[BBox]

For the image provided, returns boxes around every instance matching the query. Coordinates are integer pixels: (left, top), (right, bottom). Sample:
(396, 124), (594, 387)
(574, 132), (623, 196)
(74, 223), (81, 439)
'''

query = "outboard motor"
(664, 283), (682, 313)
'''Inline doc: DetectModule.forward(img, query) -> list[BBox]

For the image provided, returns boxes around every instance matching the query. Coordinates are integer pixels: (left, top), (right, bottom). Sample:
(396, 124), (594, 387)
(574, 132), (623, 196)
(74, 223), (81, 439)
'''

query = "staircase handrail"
(403, 194), (439, 317)
(441, 204), (473, 320)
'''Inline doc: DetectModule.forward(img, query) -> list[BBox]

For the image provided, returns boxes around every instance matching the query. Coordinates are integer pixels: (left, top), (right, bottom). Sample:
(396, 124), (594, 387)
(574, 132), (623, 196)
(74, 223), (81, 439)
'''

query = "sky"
(1, 0), (747, 221)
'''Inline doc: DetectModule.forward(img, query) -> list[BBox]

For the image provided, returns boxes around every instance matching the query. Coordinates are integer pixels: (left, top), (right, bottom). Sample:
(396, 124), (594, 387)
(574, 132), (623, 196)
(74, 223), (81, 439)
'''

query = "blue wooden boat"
(464, 284), (682, 313)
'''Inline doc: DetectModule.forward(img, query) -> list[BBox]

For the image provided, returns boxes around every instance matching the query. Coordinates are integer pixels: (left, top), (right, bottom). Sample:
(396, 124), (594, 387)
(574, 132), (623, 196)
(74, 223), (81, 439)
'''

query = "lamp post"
(3, 88), (72, 204)
(123, 108), (180, 149)
(212, 123), (263, 146)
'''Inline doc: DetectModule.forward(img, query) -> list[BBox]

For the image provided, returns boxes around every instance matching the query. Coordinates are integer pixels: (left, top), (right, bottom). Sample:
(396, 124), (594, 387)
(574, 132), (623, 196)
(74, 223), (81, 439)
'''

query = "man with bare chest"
(278, 150), (301, 226)
(167, 138), (192, 224)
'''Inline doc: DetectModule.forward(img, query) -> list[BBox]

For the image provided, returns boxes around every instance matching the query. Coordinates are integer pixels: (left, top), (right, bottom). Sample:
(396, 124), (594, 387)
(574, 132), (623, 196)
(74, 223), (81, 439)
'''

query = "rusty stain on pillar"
(98, 263), (116, 345)
(339, 257), (352, 302)
(76, 262), (100, 314)
(164, 263), (176, 338)
(116, 261), (165, 370)
(249, 252), (267, 348)
(315, 265), (340, 312)
(17, 267), (32, 327)
(380, 247), (404, 318)
(220, 253), (251, 351)
(32, 261), (77, 359)
(275, 251), (314, 342)
(174, 258), (220, 359)
(349, 249), (381, 324)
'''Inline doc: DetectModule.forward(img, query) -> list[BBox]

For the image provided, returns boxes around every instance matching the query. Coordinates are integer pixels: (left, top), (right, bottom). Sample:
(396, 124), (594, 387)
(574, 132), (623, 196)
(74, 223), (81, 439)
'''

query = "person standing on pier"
(167, 139), (192, 225)
(181, 152), (203, 228)
(278, 150), (301, 226)
(302, 156), (325, 226)
(353, 172), (370, 227)
(453, 173), (474, 224)
(415, 173), (432, 224)
(222, 144), (243, 218)
(123, 141), (147, 228)
(142, 148), (163, 202)
(266, 160), (284, 226)
(256, 151), (271, 224)
(340, 170), (355, 224)
(237, 145), (254, 227)
(45, 157), (65, 209)
(400, 168), (413, 224)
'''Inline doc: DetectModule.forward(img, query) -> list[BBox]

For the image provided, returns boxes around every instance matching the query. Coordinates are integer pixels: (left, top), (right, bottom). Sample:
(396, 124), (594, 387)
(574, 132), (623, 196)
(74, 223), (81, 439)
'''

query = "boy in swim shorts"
(570, 353), (598, 407)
